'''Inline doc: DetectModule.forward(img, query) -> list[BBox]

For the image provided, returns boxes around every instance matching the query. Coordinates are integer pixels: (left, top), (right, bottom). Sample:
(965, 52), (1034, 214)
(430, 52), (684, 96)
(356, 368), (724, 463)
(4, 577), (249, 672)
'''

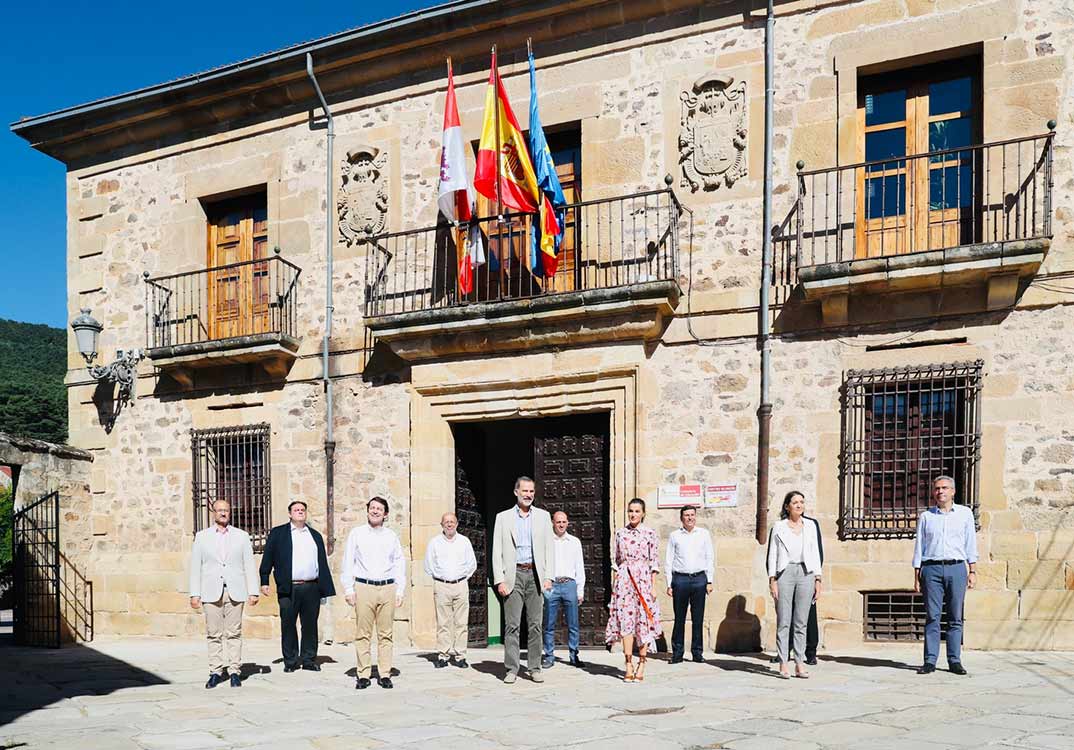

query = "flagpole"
(492, 45), (503, 222)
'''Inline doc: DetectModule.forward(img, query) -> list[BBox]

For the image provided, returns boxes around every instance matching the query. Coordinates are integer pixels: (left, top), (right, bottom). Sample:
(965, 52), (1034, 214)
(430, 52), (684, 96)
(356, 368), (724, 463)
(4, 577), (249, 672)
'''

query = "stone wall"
(51, 0), (1074, 648)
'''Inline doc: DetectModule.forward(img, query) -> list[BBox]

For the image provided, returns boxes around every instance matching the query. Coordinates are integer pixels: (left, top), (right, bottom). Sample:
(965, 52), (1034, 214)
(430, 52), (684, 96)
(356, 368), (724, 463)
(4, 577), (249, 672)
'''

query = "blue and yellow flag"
(527, 49), (566, 278)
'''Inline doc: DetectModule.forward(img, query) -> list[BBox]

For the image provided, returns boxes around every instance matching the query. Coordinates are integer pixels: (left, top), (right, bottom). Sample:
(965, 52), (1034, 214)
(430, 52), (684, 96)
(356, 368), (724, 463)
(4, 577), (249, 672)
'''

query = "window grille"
(864, 591), (951, 642)
(192, 423), (272, 552)
(840, 360), (982, 539)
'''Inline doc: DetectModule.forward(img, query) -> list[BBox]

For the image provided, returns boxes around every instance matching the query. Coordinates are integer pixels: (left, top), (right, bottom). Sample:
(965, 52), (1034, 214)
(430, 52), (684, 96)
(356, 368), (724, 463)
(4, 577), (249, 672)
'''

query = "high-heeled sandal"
(635, 655), (647, 682)
(624, 656), (635, 682)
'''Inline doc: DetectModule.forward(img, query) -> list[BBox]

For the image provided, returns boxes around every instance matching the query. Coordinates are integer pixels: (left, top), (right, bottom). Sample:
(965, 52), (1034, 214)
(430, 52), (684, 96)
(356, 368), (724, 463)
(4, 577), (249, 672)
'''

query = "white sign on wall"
(704, 483), (738, 508)
(657, 484), (703, 508)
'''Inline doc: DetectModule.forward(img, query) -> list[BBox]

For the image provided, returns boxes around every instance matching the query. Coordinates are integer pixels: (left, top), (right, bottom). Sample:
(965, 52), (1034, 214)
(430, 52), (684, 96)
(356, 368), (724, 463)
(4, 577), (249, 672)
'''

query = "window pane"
(929, 117), (973, 155)
(865, 89), (906, 126)
(867, 174), (906, 219)
(929, 165), (973, 209)
(865, 128), (906, 172)
(929, 77), (972, 116)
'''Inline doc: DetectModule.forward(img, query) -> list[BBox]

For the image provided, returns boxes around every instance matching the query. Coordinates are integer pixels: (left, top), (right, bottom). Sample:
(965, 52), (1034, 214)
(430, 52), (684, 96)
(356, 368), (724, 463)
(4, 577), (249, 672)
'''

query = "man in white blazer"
(189, 499), (259, 688)
(491, 476), (554, 684)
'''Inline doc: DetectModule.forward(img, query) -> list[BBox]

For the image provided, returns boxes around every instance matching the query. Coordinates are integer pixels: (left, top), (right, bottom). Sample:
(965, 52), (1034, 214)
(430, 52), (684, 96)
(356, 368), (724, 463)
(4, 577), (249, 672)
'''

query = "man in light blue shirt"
(912, 475), (978, 675)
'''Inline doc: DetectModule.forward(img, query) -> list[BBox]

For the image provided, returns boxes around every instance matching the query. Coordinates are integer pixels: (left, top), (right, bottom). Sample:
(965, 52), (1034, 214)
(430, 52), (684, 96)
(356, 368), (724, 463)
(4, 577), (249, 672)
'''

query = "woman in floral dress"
(605, 498), (662, 682)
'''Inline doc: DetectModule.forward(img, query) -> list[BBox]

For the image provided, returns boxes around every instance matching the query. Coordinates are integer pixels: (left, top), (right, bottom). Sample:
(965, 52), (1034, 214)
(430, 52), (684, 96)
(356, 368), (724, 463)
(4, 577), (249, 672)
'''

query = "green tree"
(0, 318), (68, 443)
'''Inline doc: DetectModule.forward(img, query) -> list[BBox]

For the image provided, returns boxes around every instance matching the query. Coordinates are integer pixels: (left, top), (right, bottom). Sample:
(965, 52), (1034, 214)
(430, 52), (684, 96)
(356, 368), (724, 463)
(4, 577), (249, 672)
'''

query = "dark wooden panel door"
(454, 453), (488, 647)
(534, 432), (609, 647)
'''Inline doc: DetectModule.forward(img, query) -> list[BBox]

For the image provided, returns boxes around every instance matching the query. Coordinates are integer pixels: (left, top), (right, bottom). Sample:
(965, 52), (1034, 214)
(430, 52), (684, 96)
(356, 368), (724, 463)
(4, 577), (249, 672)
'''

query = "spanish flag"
(474, 49), (559, 253)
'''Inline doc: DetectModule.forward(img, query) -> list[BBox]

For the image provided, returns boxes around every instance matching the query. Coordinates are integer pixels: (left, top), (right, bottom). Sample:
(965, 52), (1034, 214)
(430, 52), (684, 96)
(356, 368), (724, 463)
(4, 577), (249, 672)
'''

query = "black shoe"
(205, 673), (224, 689)
(435, 658), (448, 669)
(355, 677), (371, 689)
(377, 677), (394, 689)
(692, 654), (705, 663)
(454, 658), (469, 669)
(229, 674), (242, 687)
(670, 655), (684, 664)
(283, 664), (297, 673)
(805, 656), (818, 666)
(302, 663), (321, 672)
(769, 655), (780, 664)
(918, 663), (936, 674)
(949, 662), (967, 675)
(569, 654), (584, 668)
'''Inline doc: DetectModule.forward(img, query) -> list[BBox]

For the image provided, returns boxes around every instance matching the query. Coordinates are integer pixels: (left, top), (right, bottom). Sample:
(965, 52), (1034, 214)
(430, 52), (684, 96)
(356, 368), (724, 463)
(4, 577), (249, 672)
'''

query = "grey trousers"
(775, 563), (815, 664)
(504, 567), (544, 674)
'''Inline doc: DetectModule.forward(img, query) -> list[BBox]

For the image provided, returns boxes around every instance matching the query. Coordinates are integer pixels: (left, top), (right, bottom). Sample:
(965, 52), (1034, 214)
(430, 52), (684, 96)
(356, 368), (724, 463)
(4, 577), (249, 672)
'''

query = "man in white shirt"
(665, 505), (714, 664)
(424, 512), (478, 669)
(188, 499), (259, 688)
(341, 496), (406, 689)
(541, 510), (586, 669)
(912, 475), (978, 676)
(259, 500), (335, 672)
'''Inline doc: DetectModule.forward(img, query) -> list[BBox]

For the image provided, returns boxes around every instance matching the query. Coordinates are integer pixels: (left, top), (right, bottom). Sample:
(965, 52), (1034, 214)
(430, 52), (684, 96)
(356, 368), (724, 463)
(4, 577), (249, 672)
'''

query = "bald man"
(424, 513), (478, 668)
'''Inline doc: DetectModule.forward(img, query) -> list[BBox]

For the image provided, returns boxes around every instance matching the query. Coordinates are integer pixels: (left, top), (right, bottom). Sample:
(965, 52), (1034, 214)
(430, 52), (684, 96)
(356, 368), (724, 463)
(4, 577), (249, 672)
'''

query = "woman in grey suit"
(766, 491), (822, 679)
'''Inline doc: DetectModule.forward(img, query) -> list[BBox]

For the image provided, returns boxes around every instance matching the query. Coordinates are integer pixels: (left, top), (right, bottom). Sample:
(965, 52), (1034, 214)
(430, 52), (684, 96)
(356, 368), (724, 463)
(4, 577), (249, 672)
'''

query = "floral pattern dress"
(605, 524), (662, 649)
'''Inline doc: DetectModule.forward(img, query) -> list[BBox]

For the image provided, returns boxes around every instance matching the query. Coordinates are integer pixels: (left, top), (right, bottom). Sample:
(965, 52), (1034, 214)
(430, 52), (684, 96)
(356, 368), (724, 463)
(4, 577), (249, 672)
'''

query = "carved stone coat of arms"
(338, 146), (388, 245)
(679, 74), (748, 192)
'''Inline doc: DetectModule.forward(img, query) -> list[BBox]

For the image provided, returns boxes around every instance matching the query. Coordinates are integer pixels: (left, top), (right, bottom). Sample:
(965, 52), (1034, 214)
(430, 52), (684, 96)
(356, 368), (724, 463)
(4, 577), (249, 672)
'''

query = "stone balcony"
(143, 253), (301, 385)
(361, 186), (685, 362)
(789, 131), (1054, 325)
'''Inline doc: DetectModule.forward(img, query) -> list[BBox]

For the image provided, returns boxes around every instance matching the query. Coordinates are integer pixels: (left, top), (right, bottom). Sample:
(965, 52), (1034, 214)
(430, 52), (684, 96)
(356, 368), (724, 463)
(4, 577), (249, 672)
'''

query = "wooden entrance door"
(454, 436), (488, 647)
(534, 429), (609, 647)
(206, 195), (270, 339)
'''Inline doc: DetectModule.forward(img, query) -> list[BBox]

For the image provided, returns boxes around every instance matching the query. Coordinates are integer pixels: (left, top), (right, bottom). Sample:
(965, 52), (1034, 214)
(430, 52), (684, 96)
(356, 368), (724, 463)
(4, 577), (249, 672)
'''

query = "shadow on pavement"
(0, 642), (169, 726)
(818, 654), (918, 671)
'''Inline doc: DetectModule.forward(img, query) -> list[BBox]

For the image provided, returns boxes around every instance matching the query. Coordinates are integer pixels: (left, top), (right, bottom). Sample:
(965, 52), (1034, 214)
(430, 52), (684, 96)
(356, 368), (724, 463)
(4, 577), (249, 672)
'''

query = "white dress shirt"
(341, 524), (406, 597)
(290, 523), (319, 581)
(665, 526), (715, 584)
(912, 503), (979, 568)
(550, 532), (586, 600)
(424, 533), (478, 582)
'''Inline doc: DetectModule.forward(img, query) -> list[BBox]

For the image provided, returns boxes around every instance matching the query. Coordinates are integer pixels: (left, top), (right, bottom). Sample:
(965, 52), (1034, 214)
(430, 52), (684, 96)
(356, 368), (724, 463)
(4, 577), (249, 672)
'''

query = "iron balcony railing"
(362, 186), (683, 317)
(144, 252), (301, 350)
(793, 132), (1054, 270)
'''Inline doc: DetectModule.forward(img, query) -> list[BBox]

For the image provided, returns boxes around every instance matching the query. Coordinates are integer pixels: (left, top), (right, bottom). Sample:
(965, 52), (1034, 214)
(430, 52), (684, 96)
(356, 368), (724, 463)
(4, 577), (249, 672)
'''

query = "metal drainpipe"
(756, 0), (775, 546)
(306, 53), (337, 555)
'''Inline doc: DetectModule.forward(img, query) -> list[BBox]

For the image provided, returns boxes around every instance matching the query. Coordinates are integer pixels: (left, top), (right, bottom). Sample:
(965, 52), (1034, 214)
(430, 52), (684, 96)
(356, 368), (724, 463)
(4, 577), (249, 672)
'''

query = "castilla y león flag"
(437, 59), (484, 295)
(474, 50), (559, 260)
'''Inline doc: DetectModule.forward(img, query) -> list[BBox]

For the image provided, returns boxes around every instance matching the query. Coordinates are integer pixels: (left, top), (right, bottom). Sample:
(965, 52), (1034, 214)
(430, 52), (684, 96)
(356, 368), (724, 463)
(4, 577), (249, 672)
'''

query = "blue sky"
(1, 1), (430, 328)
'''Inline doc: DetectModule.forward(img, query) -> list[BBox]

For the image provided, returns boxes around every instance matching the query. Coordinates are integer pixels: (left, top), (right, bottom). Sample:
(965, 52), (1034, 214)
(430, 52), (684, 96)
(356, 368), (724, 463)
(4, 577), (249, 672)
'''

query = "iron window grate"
(840, 360), (982, 540)
(192, 423), (272, 552)
(864, 591), (951, 642)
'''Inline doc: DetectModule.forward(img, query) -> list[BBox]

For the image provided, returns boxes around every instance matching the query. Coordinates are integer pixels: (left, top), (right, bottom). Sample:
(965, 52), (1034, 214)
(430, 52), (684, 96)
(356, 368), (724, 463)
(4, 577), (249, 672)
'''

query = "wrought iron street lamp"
(70, 308), (144, 405)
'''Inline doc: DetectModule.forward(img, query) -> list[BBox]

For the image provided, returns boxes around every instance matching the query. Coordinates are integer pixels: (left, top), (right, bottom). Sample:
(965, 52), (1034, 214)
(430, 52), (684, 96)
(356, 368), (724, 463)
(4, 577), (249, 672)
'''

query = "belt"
(516, 562), (535, 570)
(921, 559), (964, 566)
(674, 571), (706, 578)
(292, 579), (316, 584)
(355, 577), (395, 586)
(434, 577), (467, 584)
(553, 577), (575, 584)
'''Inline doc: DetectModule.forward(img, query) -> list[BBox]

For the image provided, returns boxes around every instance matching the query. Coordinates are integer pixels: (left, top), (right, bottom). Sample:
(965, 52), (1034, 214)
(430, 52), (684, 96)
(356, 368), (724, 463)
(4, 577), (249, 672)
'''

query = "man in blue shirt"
(912, 475), (978, 675)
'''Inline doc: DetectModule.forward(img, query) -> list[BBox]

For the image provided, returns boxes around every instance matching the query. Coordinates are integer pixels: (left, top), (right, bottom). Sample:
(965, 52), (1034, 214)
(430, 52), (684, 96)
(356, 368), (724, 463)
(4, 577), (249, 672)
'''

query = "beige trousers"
(433, 580), (470, 659)
(204, 593), (244, 675)
(354, 582), (395, 679)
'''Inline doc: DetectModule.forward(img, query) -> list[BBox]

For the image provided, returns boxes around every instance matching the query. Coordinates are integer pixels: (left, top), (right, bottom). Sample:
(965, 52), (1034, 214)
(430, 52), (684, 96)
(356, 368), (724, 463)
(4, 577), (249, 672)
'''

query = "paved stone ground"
(2, 638), (1073, 750)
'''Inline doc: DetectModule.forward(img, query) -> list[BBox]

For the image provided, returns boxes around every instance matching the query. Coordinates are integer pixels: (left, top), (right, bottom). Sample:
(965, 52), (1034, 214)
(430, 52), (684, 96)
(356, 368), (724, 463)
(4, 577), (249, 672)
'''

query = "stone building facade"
(12, 0), (1074, 650)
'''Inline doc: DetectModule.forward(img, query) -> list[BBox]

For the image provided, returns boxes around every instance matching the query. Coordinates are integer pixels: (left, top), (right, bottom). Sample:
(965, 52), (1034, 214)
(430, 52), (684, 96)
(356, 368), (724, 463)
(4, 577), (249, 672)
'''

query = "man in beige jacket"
(189, 499), (259, 688)
(491, 476), (554, 684)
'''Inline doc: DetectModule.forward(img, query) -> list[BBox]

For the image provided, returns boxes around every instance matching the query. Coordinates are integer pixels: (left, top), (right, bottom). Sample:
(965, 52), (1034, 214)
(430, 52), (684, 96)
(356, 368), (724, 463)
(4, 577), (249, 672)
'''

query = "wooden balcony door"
(857, 59), (980, 258)
(472, 130), (581, 299)
(206, 195), (269, 340)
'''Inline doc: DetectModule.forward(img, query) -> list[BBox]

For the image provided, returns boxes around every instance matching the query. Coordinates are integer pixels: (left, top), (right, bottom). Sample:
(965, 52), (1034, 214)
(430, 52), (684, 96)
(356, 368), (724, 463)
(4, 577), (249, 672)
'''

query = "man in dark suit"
(769, 512), (824, 665)
(260, 500), (336, 672)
